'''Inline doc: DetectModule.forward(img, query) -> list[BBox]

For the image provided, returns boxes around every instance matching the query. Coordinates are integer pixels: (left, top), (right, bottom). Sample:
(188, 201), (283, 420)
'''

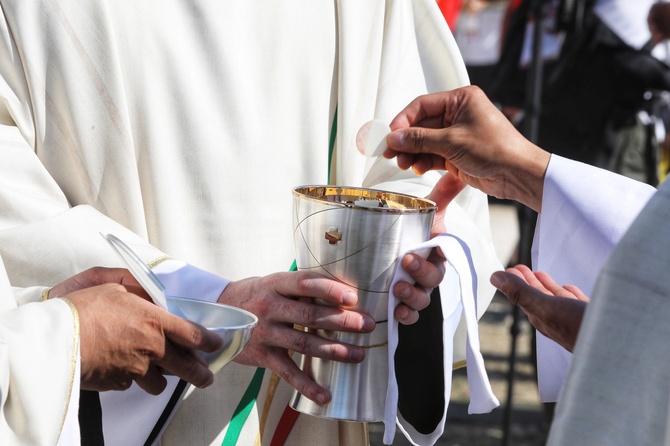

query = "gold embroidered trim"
(56, 298), (80, 442)
(40, 287), (51, 301)
(146, 255), (173, 269)
(260, 326), (303, 442)
(361, 342), (387, 349)
(259, 372), (281, 442)
(338, 419), (368, 444)
(452, 359), (467, 370)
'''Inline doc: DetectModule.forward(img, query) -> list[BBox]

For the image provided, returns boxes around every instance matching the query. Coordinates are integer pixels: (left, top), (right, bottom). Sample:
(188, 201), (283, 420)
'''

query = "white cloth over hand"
(384, 234), (499, 445)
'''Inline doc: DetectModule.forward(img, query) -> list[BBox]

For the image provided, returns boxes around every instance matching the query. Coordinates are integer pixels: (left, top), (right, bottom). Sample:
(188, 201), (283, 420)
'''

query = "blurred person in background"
(490, 0), (670, 185)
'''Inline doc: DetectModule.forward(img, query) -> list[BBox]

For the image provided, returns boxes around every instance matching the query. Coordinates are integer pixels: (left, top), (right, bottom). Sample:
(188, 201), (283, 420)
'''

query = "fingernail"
(361, 315), (376, 332)
(490, 272), (506, 288)
(388, 131), (404, 148)
(396, 304), (409, 321)
(406, 256), (420, 272)
(396, 283), (410, 299)
(199, 375), (214, 389)
(350, 347), (365, 362)
(315, 392), (327, 405)
(342, 290), (356, 306)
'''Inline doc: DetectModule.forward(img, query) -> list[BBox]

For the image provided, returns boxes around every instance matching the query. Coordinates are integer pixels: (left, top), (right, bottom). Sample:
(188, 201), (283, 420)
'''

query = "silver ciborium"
(289, 185), (436, 422)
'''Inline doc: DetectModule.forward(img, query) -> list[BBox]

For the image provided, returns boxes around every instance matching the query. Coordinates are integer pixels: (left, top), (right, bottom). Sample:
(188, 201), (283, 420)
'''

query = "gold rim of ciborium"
(293, 185), (437, 213)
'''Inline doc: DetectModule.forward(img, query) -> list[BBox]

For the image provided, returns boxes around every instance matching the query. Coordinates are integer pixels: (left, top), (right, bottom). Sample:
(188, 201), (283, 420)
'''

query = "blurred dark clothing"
(489, 0), (670, 170)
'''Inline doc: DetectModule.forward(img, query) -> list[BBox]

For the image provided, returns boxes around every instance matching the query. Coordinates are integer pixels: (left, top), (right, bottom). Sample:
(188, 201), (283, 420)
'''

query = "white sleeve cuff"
(152, 260), (230, 303)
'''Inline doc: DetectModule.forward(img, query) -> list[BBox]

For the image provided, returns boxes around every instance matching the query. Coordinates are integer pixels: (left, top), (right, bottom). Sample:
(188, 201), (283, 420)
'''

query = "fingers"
(388, 91), (455, 131)
(506, 265), (590, 301)
(490, 270), (541, 307)
(155, 311), (222, 389)
(131, 342), (215, 394)
(505, 265), (550, 293)
(50, 267), (142, 298)
(275, 273), (358, 306)
(161, 311), (225, 353)
(387, 127), (440, 155)
(107, 308), (217, 392)
(533, 271), (577, 298)
(152, 342), (215, 390)
(386, 127), (461, 175)
(276, 298), (375, 333)
(86, 267), (142, 288)
(402, 250), (445, 289)
(232, 323), (364, 404)
(392, 249), (445, 325)
(264, 353), (332, 405)
(534, 272), (589, 302)
(564, 285), (590, 302)
(392, 275), (429, 325)
(491, 271), (559, 328)
(134, 366), (169, 395)
(72, 283), (220, 394)
(492, 266), (591, 312)
(271, 274), (375, 332)
(385, 120), (457, 176)
(386, 88), (477, 157)
(222, 272), (389, 405)
(427, 173), (466, 236)
(490, 270), (586, 352)
(283, 327), (366, 363)
(393, 152), (418, 171)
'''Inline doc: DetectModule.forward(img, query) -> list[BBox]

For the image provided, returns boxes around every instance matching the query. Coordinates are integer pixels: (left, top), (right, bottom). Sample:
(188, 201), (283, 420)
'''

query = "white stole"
(0, 257), (81, 445)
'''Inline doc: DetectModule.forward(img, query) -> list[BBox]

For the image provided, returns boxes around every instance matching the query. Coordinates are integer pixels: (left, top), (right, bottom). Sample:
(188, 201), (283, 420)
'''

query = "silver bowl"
(166, 296), (258, 374)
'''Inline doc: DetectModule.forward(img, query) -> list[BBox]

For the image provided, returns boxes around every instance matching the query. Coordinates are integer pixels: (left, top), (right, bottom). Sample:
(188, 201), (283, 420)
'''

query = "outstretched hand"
(490, 264), (589, 352)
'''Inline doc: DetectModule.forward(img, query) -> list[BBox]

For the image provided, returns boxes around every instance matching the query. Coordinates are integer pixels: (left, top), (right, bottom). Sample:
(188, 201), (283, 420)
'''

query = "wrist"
(507, 143), (550, 212)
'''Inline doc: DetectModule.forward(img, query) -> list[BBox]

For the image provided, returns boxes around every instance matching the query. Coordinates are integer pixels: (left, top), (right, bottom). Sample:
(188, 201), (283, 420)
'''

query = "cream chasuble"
(0, 1), (501, 444)
(0, 256), (80, 445)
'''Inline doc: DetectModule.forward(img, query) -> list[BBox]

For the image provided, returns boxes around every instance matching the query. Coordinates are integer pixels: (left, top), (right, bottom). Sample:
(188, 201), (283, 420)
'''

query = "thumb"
(490, 271), (536, 307)
(388, 127), (449, 155)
